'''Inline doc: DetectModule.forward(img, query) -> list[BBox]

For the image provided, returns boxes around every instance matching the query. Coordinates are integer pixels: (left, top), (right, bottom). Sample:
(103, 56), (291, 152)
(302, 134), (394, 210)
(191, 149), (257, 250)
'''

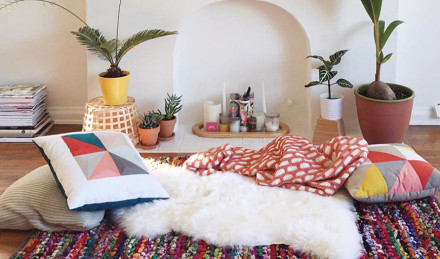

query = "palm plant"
(1, 0), (177, 78)
(360, 0), (403, 100)
(158, 93), (183, 120)
(305, 50), (353, 99)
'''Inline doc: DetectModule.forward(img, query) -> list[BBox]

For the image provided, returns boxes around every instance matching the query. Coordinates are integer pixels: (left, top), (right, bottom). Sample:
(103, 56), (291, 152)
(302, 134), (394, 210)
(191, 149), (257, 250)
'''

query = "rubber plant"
(305, 50), (353, 98)
(0, 0), (177, 78)
(360, 0), (403, 100)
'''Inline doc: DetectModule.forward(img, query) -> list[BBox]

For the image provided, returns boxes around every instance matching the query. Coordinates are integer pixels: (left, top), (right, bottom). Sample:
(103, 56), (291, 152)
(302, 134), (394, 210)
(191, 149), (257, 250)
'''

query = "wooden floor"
(0, 124), (439, 256)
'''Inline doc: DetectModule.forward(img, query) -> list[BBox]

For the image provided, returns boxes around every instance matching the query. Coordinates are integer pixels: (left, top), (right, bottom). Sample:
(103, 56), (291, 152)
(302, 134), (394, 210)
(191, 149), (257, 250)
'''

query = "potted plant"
(138, 111), (161, 148)
(356, 0), (414, 144)
(1, 0), (177, 106)
(156, 93), (183, 140)
(305, 50), (353, 120)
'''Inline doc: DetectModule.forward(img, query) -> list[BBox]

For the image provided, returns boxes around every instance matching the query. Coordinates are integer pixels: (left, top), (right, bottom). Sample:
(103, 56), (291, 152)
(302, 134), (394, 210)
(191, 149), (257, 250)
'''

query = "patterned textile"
(355, 196), (440, 258)
(10, 157), (440, 259)
(33, 131), (169, 211)
(345, 144), (440, 202)
(184, 135), (368, 196)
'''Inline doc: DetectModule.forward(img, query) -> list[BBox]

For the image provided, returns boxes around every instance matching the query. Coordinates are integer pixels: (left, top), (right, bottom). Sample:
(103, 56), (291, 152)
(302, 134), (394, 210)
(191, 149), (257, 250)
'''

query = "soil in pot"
(158, 117), (176, 139)
(358, 85), (412, 100)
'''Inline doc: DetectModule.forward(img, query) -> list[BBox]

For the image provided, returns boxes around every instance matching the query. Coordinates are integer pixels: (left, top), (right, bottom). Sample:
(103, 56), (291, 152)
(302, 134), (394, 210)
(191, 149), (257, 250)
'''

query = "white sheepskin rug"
(114, 167), (362, 259)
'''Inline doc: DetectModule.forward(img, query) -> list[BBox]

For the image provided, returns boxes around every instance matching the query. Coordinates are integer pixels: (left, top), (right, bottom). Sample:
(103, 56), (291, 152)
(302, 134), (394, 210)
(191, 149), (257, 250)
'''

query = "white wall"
(0, 0), (87, 123)
(2, 0), (437, 131)
(397, 0), (440, 125)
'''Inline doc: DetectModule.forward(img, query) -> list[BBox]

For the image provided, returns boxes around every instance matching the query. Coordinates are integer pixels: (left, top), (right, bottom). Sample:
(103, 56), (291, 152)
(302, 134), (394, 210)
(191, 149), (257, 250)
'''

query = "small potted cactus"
(157, 93), (183, 140)
(138, 111), (161, 148)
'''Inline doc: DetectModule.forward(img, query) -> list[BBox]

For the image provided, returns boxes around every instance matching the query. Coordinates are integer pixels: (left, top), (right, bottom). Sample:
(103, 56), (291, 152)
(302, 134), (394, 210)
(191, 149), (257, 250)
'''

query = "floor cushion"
(0, 165), (104, 231)
(345, 143), (440, 202)
(33, 131), (169, 211)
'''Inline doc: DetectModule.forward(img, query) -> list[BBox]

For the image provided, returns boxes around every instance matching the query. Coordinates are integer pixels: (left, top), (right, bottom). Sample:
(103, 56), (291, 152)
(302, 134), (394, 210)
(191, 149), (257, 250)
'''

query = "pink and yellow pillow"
(345, 144), (440, 203)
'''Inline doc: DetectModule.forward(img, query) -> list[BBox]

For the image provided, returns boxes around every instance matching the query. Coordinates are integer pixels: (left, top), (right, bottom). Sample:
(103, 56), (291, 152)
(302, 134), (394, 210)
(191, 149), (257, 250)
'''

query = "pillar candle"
(204, 101), (221, 130)
(262, 80), (267, 114)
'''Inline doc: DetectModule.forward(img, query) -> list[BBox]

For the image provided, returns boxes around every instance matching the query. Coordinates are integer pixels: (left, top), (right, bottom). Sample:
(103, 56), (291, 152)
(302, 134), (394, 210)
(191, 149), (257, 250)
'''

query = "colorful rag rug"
(184, 135), (368, 196)
(10, 157), (440, 259)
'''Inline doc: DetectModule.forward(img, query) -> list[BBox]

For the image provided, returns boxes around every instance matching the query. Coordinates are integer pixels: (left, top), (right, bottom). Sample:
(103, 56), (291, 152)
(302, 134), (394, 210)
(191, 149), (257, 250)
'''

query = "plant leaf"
(116, 29), (177, 65)
(382, 53), (392, 63)
(361, 0), (381, 22)
(329, 50), (349, 65)
(376, 51), (384, 63)
(306, 55), (325, 63)
(336, 78), (353, 88)
(360, 0), (375, 22)
(380, 20), (404, 50)
(319, 66), (337, 83)
(305, 81), (320, 88)
(71, 26), (114, 64)
(376, 20), (385, 49)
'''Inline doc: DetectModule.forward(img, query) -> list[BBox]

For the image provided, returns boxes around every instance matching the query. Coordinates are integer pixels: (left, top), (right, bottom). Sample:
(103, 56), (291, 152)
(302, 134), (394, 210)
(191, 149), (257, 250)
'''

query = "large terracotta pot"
(98, 71), (130, 105)
(138, 125), (160, 146)
(355, 83), (415, 144)
(157, 117), (176, 139)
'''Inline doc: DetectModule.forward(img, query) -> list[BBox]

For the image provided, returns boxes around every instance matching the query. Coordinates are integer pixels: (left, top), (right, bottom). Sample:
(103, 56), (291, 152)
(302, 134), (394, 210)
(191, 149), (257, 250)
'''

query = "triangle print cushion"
(33, 131), (169, 211)
(344, 144), (440, 203)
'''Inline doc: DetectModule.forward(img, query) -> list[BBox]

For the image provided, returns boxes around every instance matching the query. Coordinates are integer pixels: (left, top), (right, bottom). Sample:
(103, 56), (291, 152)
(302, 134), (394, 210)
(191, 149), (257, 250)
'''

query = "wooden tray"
(192, 122), (289, 138)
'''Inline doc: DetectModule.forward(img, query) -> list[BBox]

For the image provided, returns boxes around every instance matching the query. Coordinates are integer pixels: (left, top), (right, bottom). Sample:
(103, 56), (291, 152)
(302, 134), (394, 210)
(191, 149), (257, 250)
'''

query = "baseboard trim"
(47, 107), (84, 124)
(410, 107), (440, 125)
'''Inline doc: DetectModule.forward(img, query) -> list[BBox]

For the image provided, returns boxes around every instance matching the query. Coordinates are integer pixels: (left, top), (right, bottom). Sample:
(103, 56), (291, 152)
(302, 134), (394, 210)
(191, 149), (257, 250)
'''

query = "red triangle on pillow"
(62, 137), (106, 156)
(409, 160), (435, 188)
(368, 151), (405, 163)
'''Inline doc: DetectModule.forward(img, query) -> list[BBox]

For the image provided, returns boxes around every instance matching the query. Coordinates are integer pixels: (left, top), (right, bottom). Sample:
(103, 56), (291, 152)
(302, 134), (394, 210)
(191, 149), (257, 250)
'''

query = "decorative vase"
(98, 71), (130, 105)
(319, 93), (344, 120)
(355, 83), (415, 144)
(157, 117), (177, 139)
(138, 125), (160, 146)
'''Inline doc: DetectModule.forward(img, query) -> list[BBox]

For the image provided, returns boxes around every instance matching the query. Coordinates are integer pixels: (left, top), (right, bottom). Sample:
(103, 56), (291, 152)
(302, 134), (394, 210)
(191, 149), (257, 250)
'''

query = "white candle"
(262, 80), (267, 114)
(222, 82), (227, 115)
(204, 101), (221, 129)
(254, 112), (265, 131)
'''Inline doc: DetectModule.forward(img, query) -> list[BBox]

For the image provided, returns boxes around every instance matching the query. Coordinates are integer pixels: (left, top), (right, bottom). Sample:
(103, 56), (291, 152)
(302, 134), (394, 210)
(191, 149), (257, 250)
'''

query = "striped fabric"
(0, 165), (104, 231)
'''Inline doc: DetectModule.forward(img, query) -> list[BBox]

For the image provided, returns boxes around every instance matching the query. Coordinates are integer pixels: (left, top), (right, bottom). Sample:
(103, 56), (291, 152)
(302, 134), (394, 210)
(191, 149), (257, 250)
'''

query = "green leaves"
(305, 81), (321, 88)
(329, 50), (349, 65)
(116, 29), (177, 65)
(336, 79), (353, 88)
(71, 26), (115, 65)
(380, 20), (404, 50)
(306, 55), (325, 63)
(361, 0), (382, 23)
(319, 66), (338, 83)
(160, 93), (183, 120)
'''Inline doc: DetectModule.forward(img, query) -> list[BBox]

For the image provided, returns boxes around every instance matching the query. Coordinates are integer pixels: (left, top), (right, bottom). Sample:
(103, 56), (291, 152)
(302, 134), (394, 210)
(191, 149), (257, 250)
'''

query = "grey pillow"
(0, 165), (105, 231)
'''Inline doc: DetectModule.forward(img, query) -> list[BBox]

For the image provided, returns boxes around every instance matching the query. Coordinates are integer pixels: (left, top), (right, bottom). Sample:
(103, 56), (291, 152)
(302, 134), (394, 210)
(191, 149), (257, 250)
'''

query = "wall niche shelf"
(192, 122), (289, 138)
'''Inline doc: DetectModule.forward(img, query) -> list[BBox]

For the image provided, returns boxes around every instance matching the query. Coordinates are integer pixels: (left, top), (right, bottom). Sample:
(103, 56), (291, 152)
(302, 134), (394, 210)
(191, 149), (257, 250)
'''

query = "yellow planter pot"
(98, 71), (130, 105)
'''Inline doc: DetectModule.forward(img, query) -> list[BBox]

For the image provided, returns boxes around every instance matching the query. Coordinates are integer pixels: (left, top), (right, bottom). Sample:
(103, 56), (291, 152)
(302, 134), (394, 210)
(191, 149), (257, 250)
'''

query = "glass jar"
(265, 113), (280, 132)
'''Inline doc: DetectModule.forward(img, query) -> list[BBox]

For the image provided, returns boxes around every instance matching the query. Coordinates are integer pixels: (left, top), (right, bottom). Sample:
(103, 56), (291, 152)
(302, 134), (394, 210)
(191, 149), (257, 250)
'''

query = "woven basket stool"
(82, 96), (140, 146)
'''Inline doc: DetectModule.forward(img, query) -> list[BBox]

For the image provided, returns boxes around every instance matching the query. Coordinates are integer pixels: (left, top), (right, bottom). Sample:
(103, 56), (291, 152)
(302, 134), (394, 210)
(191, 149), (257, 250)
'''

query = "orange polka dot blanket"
(184, 135), (369, 196)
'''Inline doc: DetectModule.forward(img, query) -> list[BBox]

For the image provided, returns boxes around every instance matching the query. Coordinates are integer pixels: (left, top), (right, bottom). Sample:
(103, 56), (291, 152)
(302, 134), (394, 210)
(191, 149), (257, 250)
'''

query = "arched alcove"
(173, 0), (312, 137)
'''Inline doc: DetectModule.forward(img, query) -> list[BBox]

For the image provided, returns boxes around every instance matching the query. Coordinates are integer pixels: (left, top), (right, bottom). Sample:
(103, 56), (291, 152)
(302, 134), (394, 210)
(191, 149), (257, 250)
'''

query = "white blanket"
(114, 167), (362, 259)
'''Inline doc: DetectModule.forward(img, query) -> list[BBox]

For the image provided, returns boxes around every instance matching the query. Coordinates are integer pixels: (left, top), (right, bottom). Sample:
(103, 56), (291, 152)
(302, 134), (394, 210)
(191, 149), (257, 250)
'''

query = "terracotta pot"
(355, 83), (415, 144)
(319, 92), (344, 120)
(138, 125), (160, 146)
(98, 71), (130, 105)
(158, 117), (177, 138)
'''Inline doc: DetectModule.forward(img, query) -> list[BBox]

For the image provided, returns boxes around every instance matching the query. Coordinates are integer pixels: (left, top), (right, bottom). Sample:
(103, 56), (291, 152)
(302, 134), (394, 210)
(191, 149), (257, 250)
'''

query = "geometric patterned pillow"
(344, 144), (440, 203)
(33, 131), (169, 211)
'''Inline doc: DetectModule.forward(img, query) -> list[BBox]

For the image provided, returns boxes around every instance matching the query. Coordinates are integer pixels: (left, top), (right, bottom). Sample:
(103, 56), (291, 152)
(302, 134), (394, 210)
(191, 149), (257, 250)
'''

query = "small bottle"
(248, 116), (257, 132)
(230, 117), (240, 132)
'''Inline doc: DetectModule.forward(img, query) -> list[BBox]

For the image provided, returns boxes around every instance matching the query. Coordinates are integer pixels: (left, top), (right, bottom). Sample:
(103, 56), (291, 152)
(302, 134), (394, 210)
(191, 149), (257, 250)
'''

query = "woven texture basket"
(82, 96), (139, 146)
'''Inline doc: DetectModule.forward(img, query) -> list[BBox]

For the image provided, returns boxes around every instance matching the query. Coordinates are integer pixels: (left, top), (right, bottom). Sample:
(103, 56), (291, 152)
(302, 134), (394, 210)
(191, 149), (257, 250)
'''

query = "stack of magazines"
(0, 84), (53, 141)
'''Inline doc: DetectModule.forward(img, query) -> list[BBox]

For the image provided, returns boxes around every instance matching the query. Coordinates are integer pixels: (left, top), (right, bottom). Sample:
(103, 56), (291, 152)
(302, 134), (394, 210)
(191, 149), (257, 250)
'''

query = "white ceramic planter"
(320, 93), (344, 120)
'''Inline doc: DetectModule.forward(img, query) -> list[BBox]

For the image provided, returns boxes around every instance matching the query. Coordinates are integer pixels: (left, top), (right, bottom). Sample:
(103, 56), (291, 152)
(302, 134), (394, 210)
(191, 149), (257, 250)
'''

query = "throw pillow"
(33, 131), (169, 211)
(0, 165), (104, 231)
(345, 144), (440, 202)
